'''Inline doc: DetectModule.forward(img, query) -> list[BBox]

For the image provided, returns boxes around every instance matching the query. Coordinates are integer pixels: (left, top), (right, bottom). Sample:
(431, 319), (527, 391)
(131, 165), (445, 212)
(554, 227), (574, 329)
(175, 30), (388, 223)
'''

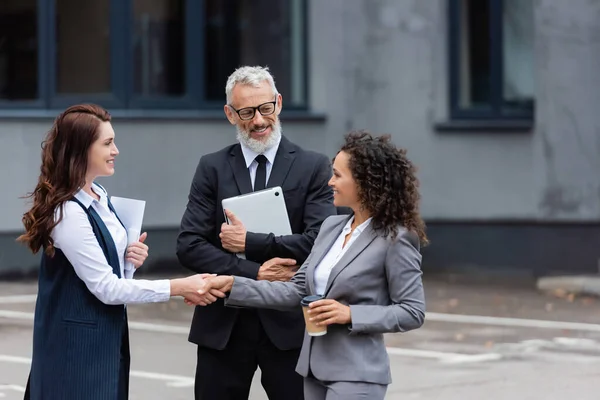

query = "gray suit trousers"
(303, 376), (387, 400)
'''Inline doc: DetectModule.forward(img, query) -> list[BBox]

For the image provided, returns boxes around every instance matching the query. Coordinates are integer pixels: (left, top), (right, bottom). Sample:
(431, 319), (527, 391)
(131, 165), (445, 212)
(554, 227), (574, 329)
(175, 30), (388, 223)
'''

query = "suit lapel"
(306, 216), (351, 294)
(323, 224), (377, 295)
(228, 145), (253, 194)
(267, 137), (296, 188)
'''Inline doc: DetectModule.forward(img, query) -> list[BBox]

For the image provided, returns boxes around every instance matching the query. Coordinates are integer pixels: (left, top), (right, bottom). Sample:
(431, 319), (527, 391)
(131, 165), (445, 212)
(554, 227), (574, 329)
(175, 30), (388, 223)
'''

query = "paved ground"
(1, 275), (600, 399)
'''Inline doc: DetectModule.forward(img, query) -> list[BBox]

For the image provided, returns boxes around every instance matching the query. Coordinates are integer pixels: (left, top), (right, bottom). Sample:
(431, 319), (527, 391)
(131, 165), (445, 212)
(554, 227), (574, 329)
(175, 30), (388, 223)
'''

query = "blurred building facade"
(1, 0), (599, 277)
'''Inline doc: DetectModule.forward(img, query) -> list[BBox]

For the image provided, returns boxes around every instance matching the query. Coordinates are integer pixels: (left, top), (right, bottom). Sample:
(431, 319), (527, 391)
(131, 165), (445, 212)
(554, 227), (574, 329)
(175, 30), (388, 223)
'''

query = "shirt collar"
(74, 183), (107, 208)
(240, 138), (281, 169)
(342, 216), (373, 235)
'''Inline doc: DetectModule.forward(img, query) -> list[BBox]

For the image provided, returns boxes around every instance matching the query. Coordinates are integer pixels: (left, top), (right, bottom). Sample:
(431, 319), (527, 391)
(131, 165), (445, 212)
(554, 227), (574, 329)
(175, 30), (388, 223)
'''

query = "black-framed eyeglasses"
(228, 95), (278, 121)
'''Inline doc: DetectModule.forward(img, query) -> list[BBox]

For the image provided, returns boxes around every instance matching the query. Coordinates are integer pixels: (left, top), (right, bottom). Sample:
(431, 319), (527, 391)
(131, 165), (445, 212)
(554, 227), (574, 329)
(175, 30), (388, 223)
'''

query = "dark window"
(0, 0), (38, 101)
(55, 0), (111, 94)
(132, 0), (185, 97)
(449, 0), (534, 120)
(205, 0), (306, 107)
(0, 0), (307, 111)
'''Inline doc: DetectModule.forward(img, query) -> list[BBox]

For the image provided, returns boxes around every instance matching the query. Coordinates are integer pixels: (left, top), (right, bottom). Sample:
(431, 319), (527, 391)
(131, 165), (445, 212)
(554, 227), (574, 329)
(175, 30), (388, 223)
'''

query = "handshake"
(172, 257), (298, 306)
(171, 274), (234, 306)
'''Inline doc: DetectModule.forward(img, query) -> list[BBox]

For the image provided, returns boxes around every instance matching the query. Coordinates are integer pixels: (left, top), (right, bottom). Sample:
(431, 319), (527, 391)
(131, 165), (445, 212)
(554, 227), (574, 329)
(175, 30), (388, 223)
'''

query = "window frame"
(447, 0), (534, 121)
(0, 0), (309, 112)
(0, 0), (49, 110)
(124, 0), (208, 110)
(47, 0), (126, 109)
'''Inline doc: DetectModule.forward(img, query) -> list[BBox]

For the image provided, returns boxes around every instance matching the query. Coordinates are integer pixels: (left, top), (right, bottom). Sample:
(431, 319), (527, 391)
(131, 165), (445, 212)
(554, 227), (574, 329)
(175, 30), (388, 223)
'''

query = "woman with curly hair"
(18, 104), (220, 400)
(194, 130), (427, 400)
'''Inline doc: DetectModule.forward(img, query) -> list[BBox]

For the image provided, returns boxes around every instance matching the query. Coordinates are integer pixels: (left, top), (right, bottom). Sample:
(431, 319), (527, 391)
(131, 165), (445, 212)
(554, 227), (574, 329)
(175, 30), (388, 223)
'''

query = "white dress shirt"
(313, 217), (372, 295)
(239, 138), (281, 189)
(52, 183), (170, 305)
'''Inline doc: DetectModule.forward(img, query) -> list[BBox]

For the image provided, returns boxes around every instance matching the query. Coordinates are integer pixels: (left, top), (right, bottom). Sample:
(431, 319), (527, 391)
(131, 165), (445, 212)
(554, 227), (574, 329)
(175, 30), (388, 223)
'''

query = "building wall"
(1, 0), (599, 276)
(309, 0), (600, 276)
(315, 0), (532, 220)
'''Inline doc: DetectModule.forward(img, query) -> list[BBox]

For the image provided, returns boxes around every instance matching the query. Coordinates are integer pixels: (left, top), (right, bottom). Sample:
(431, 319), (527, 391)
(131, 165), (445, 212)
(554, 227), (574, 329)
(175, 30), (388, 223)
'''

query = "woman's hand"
(126, 232), (149, 269)
(184, 275), (235, 306)
(171, 274), (227, 306)
(308, 299), (351, 326)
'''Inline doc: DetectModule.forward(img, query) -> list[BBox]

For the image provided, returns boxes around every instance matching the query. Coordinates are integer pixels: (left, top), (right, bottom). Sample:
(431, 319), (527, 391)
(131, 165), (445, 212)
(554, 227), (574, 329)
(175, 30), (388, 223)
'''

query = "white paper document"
(110, 196), (146, 278)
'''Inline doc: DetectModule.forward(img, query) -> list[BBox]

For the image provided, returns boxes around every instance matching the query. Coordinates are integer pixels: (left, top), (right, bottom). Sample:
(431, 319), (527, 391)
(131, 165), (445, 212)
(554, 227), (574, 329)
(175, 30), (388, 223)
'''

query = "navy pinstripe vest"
(28, 198), (128, 400)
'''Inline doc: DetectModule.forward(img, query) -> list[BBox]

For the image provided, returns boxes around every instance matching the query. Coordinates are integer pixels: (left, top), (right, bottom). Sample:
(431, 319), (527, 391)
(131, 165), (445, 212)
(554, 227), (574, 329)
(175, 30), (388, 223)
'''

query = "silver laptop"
(222, 186), (292, 258)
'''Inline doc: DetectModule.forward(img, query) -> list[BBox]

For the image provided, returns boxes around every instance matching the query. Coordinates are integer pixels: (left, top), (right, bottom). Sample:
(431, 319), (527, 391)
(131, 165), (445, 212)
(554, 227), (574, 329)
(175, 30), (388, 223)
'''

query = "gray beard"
(236, 119), (282, 154)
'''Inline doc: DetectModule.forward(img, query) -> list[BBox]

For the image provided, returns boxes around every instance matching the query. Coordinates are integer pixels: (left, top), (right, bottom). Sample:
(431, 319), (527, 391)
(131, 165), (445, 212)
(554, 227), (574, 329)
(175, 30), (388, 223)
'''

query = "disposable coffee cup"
(301, 295), (327, 336)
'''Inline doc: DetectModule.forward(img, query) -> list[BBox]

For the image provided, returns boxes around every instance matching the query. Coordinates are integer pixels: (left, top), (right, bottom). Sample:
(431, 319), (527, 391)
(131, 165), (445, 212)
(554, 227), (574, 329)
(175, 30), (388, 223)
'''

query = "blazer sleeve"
(176, 156), (261, 278)
(225, 251), (311, 311)
(348, 229), (425, 334)
(244, 153), (335, 264)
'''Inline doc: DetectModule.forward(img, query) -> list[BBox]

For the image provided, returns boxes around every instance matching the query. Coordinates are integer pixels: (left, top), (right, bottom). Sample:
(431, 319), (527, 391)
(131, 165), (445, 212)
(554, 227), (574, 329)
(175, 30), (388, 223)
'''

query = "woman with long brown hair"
(18, 104), (216, 400)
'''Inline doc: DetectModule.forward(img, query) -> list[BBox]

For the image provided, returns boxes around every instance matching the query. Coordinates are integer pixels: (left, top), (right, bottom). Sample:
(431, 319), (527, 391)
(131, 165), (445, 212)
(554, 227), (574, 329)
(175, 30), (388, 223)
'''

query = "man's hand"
(219, 209), (246, 253)
(307, 299), (352, 326)
(257, 257), (298, 282)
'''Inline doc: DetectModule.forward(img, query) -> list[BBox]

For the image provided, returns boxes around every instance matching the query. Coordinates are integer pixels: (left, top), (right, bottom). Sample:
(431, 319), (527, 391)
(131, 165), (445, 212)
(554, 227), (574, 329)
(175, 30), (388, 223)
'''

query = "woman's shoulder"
(388, 226), (420, 251)
(53, 199), (88, 224)
(322, 214), (350, 229)
(51, 200), (91, 247)
(326, 214), (349, 223)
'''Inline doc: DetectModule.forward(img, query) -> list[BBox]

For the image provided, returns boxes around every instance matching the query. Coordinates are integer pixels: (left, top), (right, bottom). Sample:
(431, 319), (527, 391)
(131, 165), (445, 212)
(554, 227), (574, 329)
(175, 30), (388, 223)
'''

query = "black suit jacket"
(177, 136), (336, 350)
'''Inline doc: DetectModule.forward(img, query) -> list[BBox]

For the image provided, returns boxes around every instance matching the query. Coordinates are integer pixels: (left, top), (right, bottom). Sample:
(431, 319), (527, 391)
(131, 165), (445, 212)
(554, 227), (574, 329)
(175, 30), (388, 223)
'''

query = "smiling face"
(86, 121), (118, 180)
(224, 80), (283, 153)
(329, 151), (361, 209)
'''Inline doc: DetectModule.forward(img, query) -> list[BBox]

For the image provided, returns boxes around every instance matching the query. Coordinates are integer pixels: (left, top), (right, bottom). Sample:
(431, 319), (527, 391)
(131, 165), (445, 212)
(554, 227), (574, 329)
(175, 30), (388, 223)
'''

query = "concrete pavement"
(1, 276), (600, 399)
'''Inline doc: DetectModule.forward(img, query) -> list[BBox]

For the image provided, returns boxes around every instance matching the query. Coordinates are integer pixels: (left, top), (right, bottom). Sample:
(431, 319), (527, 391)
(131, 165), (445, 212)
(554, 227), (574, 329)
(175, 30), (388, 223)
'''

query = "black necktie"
(254, 155), (268, 191)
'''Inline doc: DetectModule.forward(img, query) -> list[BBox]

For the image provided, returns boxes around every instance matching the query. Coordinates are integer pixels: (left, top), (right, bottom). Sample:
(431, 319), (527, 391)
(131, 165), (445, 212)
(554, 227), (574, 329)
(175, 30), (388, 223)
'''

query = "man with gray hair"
(177, 66), (336, 399)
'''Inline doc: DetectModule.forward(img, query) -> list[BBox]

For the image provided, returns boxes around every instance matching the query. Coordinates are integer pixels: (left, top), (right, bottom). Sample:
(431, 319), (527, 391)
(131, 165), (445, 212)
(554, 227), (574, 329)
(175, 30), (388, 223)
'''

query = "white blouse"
(313, 216), (372, 295)
(51, 183), (170, 305)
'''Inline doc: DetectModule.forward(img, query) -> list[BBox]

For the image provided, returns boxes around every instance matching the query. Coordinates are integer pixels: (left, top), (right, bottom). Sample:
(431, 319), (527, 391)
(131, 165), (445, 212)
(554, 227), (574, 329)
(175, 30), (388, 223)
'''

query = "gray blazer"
(226, 214), (425, 385)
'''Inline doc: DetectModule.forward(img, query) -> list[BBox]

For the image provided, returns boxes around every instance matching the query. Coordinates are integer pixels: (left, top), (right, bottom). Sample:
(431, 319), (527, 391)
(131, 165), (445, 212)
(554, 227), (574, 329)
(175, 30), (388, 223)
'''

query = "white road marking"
(385, 347), (460, 360)
(384, 347), (502, 364)
(130, 371), (194, 387)
(552, 337), (600, 349)
(441, 353), (503, 364)
(0, 295), (187, 305)
(0, 311), (33, 321)
(0, 355), (30, 364)
(478, 337), (600, 365)
(0, 385), (25, 393)
(0, 295), (37, 305)
(0, 310), (189, 334)
(0, 341), (499, 369)
(426, 312), (600, 332)
(495, 337), (600, 354)
(3, 298), (600, 334)
(4, 309), (600, 333)
(0, 354), (194, 388)
(3, 308), (600, 366)
(128, 321), (188, 334)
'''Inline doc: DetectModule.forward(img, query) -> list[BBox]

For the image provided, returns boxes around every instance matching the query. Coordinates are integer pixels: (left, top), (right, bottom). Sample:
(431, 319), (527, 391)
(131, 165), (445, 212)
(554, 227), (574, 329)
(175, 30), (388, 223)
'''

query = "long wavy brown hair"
(17, 104), (111, 256)
(339, 130), (429, 245)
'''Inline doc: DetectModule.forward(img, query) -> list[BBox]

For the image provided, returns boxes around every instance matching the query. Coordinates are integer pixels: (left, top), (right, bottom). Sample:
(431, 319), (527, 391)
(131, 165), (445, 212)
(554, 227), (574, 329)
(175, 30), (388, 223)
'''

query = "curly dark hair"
(339, 130), (428, 245)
